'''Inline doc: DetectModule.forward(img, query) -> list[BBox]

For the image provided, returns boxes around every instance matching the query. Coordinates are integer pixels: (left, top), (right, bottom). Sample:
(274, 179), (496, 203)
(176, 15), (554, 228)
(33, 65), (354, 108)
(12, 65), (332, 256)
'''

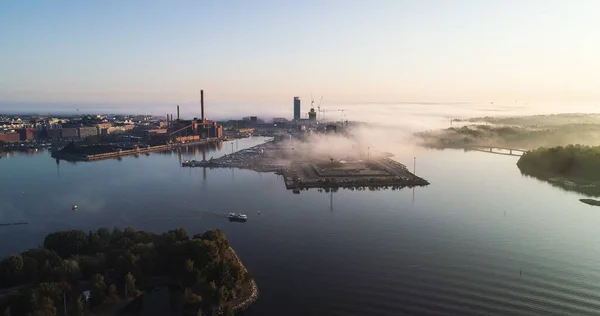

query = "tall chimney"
(201, 90), (205, 123)
(177, 105), (180, 121)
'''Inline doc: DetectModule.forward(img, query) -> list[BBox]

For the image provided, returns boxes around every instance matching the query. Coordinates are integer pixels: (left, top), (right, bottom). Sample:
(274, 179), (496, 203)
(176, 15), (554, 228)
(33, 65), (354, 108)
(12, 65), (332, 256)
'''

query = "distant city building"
(0, 132), (20, 142)
(46, 129), (62, 139)
(18, 128), (37, 141)
(61, 128), (78, 139)
(273, 117), (288, 123)
(294, 97), (301, 120)
(78, 126), (98, 138)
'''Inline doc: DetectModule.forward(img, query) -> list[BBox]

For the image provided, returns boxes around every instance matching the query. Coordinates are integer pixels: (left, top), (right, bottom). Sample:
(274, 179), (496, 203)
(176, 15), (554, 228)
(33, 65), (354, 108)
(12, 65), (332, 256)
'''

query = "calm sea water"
(2, 136), (600, 315)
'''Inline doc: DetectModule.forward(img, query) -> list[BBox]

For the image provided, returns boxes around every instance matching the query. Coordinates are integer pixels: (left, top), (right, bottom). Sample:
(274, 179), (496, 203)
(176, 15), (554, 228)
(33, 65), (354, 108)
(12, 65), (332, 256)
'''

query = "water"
(2, 136), (600, 315)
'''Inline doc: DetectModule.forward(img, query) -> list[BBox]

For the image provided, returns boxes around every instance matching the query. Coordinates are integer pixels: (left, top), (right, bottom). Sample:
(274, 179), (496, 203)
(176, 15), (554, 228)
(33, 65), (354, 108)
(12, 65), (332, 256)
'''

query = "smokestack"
(201, 90), (205, 123)
(177, 105), (180, 121)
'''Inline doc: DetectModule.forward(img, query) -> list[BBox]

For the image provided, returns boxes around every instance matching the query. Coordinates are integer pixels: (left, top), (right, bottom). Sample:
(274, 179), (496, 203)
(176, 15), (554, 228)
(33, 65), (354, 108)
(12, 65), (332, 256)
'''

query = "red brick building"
(17, 128), (36, 141)
(62, 128), (78, 139)
(0, 132), (20, 142)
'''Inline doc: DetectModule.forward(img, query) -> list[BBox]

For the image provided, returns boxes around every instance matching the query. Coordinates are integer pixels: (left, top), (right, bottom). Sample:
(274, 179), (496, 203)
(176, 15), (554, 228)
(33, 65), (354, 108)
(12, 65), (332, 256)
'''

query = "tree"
(108, 284), (118, 299)
(71, 295), (83, 316)
(32, 297), (56, 316)
(124, 272), (136, 298)
(90, 274), (106, 306)
(43, 230), (89, 258)
(222, 305), (235, 316)
(0, 254), (24, 287)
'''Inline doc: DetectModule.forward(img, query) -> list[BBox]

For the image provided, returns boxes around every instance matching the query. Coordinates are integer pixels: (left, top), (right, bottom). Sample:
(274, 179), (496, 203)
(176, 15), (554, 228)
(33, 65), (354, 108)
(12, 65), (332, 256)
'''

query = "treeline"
(517, 144), (600, 180)
(0, 227), (250, 316)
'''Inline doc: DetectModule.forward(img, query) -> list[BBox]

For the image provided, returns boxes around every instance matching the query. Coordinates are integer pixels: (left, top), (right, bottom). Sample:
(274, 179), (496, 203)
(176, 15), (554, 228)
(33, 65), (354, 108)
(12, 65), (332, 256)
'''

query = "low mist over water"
(3, 135), (600, 315)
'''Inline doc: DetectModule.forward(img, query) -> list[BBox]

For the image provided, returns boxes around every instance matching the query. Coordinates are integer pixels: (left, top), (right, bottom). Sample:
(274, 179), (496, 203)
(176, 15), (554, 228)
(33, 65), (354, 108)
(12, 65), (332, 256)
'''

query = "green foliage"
(31, 296), (56, 316)
(0, 227), (253, 313)
(518, 145), (600, 180)
(44, 230), (89, 258)
(0, 255), (24, 287)
(71, 295), (83, 316)
(90, 274), (106, 306)
(417, 121), (600, 150)
(108, 284), (118, 299)
(222, 305), (235, 316)
(124, 272), (136, 298)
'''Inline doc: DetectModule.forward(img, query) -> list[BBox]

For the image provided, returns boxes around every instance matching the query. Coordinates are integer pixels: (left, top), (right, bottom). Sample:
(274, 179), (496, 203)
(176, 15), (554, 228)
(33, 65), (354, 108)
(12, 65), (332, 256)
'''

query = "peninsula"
(182, 136), (429, 192)
(0, 227), (257, 316)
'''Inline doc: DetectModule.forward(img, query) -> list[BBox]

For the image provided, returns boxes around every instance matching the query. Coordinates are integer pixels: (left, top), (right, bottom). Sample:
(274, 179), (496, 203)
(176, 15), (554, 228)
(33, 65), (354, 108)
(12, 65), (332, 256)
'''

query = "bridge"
(465, 146), (528, 157)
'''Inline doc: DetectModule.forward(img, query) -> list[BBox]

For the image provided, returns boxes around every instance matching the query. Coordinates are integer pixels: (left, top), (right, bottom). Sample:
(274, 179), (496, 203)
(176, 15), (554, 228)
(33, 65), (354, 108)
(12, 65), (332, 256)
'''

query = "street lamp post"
(413, 156), (416, 175)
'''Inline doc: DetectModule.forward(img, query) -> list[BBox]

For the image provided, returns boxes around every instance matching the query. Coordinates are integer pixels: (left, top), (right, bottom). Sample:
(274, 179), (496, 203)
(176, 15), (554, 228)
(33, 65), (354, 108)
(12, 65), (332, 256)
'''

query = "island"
(415, 114), (600, 150)
(0, 227), (257, 316)
(516, 145), (600, 196)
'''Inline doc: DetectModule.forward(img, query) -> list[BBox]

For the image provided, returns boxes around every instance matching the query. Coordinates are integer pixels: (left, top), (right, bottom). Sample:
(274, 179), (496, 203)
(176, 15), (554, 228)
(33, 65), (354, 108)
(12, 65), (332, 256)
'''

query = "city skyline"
(1, 0), (600, 114)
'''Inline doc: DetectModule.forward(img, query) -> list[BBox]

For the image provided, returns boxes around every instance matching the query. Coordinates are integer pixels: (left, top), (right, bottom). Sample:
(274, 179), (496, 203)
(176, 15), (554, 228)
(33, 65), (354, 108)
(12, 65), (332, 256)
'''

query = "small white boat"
(228, 213), (247, 222)
(72, 205), (78, 210)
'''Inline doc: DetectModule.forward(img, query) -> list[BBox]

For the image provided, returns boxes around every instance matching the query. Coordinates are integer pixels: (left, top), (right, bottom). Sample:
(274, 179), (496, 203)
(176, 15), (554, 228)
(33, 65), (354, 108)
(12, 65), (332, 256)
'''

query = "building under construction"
(167, 90), (223, 142)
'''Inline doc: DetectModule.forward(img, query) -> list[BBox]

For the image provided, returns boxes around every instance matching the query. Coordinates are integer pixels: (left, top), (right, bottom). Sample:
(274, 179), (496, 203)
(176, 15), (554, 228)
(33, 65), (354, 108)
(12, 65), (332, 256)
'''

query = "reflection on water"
(2, 141), (600, 315)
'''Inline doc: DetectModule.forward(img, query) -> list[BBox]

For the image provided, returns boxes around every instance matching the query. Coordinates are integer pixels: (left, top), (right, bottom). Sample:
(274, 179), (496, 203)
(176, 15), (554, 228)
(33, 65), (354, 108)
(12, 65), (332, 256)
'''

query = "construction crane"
(317, 96), (324, 121)
(338, 109), (346, 121)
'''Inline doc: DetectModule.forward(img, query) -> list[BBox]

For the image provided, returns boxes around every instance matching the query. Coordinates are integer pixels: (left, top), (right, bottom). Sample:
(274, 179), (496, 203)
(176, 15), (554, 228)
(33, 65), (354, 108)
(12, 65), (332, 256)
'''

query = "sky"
(1, 0), (599, 118)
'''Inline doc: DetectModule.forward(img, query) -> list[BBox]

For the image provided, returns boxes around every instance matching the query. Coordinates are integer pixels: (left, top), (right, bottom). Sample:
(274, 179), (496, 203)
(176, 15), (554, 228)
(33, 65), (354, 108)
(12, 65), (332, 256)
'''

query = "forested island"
(517, 145), (600, 196)
(0, 227), (257, 316)
(416, 114), (600, 150)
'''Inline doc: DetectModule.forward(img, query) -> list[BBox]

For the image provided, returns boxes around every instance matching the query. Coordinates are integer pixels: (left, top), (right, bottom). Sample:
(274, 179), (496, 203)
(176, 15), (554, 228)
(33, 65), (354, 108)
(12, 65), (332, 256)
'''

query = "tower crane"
(337, 109), (348, 124)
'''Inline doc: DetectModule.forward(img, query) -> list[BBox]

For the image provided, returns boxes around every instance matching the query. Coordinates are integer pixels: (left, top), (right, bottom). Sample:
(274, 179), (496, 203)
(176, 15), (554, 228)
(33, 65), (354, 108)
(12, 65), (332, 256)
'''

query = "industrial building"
(17, 128), (36, 141)
(168, 90), (223, 142)
(0, 132), (20, 142)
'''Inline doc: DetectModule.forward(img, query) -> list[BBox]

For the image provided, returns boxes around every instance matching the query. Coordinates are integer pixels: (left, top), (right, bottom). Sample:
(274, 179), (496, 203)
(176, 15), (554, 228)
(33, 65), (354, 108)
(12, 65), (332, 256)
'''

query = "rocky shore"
(221, 248), (259, 314)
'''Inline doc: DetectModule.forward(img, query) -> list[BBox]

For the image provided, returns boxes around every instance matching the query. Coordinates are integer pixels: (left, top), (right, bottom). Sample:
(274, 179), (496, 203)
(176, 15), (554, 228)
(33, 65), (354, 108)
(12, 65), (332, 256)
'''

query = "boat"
(228, 213), (247, 222)
(72, 205), (78, 210)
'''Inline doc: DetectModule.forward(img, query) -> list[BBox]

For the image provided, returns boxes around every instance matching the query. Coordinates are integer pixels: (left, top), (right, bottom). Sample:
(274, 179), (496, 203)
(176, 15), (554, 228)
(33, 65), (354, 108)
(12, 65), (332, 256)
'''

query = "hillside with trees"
(0, 227), (255, 316)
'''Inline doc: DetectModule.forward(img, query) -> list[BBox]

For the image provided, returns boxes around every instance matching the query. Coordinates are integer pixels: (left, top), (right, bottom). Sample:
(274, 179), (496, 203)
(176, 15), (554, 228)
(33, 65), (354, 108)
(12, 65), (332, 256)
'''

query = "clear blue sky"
(1, 0), (599, 114)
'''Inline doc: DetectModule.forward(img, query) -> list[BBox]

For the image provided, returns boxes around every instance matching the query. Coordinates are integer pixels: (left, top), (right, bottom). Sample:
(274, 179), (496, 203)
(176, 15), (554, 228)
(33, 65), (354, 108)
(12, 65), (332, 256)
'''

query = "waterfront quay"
(281, 158), (429, 190)
(52, 138), (223, 161)
(183, 139), (429, 191)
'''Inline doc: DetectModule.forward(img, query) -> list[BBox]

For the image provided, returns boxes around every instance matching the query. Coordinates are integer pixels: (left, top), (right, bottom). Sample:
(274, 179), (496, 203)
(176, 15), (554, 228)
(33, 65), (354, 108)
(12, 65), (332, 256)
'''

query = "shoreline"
(183, 140), (430, 190)
(51, 137), (224, 162)
(223, 247), (259, 314)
